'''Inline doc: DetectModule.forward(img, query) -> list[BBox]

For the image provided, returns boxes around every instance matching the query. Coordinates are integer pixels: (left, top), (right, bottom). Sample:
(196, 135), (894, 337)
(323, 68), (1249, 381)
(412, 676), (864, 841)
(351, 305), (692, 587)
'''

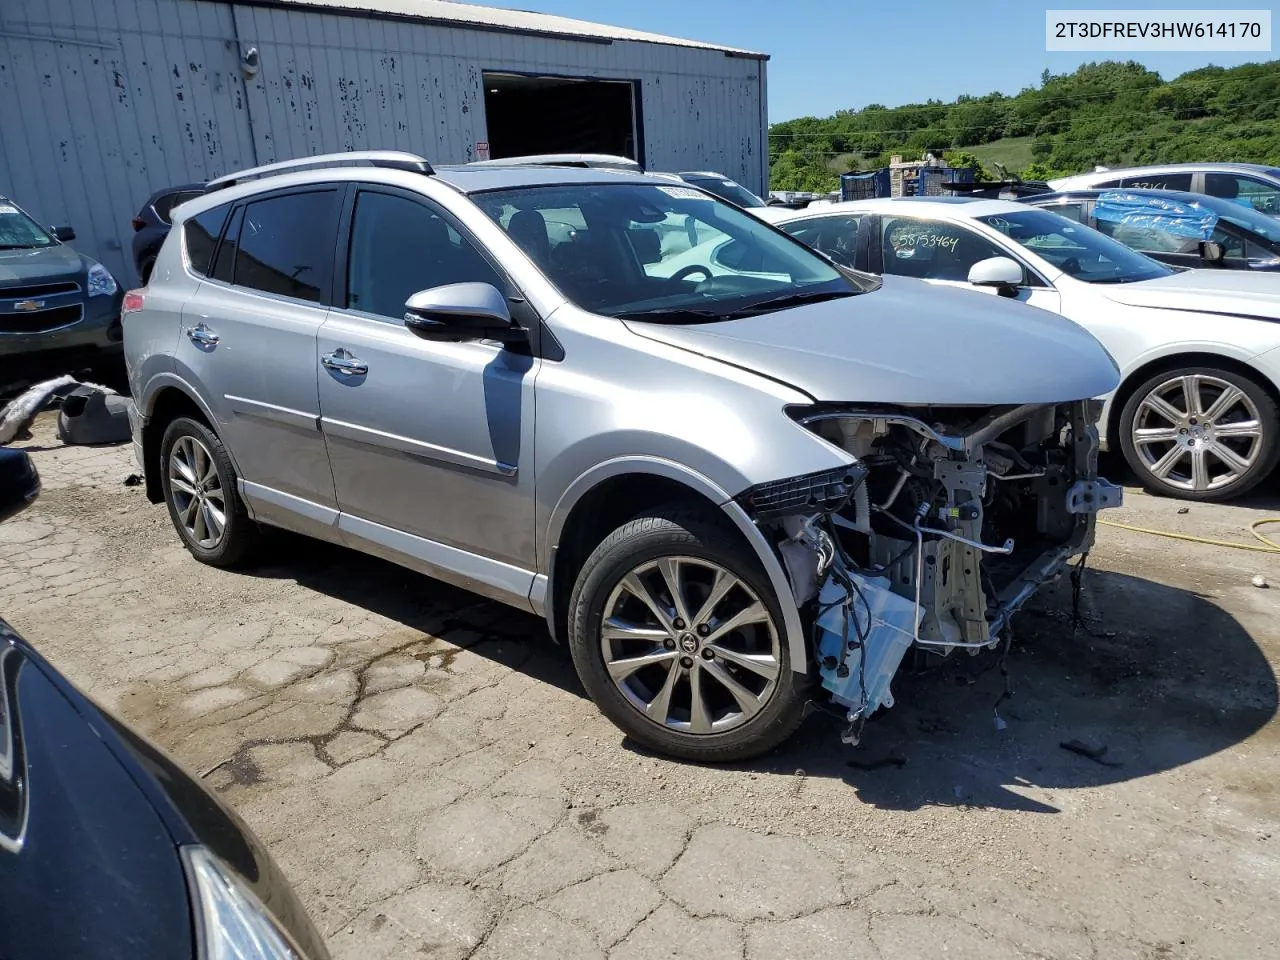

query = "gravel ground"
(3, 412), (1279, 960)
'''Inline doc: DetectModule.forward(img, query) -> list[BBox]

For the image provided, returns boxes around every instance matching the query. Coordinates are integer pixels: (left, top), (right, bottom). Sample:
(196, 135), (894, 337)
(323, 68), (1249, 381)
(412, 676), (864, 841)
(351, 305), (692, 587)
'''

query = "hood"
(0, 244), (85, 285)
(623, 275), (1120, 404)
(1096, 268), (1280, 321)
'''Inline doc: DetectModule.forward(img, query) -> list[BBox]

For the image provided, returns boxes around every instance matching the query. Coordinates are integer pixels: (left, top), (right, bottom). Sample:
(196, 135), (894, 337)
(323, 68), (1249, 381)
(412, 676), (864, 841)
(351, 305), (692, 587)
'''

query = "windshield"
(0, 202), (54, 250)
(980, 209), (1172, 284)
(477, 183), (870, 321)
(685, 177), (766, 209)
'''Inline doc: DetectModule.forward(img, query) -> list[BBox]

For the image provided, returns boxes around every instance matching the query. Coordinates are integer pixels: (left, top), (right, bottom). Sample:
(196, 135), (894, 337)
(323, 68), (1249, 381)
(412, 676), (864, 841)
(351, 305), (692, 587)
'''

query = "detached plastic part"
(57, 386), (132, 445)
(816, 568), (922, 718)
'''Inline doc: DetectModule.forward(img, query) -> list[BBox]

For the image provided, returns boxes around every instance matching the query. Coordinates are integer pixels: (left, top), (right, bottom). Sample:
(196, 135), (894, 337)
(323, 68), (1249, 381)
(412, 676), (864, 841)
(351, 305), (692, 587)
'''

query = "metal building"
(0, 0), (768, 284)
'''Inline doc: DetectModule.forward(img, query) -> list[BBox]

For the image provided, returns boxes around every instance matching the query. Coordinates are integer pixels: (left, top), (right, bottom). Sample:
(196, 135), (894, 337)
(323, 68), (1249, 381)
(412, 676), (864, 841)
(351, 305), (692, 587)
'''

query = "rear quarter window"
(183, 205), (230, 277)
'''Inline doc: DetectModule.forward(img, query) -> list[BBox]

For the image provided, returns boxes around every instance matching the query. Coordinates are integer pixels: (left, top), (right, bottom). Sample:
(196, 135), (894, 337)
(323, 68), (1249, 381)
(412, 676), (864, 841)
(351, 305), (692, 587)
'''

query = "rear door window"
(230, 190), (340, 303)
(1119, 173), (1193, 190)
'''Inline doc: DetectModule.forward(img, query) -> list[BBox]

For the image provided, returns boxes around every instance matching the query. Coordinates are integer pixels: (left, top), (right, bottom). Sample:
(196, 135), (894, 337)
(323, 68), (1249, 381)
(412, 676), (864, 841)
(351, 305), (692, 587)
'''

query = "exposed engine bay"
(744, 400), (1122, 742)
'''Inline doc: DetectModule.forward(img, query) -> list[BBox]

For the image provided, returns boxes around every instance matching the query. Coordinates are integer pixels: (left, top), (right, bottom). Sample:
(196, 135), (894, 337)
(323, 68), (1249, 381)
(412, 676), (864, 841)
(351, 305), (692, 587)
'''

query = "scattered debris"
(1252, 575), (1269, 589)
(1060, 738), (1123, 767)
(1177, 507), (1189, 515)
(122, 473), (143, 486)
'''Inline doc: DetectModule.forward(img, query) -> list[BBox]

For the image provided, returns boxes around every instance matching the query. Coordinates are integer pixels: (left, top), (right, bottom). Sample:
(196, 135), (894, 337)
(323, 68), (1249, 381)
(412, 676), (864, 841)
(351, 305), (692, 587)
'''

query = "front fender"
(541, 455), (812, 675)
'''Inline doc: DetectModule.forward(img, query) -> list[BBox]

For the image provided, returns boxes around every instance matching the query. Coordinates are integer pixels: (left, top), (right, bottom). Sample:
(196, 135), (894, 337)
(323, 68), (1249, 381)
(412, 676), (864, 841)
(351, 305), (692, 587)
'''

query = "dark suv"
(0, 195), (124, 386)
(132, 184), (205, 284)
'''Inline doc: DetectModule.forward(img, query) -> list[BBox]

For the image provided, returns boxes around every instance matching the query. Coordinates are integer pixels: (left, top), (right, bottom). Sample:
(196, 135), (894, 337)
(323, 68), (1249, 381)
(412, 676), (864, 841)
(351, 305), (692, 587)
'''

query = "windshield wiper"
(614, 307), (733, 324)
(727, 289), (858, 316)
(0, 244), (35, 250)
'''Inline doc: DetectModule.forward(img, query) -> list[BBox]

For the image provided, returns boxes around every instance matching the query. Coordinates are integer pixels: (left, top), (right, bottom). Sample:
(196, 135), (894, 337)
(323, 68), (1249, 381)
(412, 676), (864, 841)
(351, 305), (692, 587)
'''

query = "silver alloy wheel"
(1132, 373), (1264, 493)
(168, 435), (227, 549)
(600, 556), (781, 735)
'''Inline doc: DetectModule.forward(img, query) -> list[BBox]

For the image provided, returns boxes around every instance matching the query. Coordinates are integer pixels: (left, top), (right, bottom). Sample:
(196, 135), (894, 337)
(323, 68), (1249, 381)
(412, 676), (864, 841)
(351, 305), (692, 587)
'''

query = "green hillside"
(769, 60), (1280, 192)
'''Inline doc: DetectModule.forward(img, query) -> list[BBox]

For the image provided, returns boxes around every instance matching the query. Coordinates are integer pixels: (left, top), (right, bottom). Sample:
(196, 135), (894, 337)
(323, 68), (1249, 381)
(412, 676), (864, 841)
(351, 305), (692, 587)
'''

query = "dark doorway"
(482, 73), (641, 163)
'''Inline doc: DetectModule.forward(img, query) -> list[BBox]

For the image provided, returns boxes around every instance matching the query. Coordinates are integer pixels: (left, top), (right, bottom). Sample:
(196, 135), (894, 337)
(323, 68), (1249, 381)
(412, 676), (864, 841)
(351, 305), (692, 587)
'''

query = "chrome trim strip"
(339, 514), (536, 610)
(321, 417), (516, 477)
(225, 395), (320, 432)
(240, 481), (339, 528)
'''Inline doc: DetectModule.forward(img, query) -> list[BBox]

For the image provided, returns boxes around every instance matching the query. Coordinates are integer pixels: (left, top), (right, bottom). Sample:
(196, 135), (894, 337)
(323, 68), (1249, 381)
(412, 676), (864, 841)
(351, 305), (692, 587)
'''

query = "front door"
(178, 187), (342, 536)
(876, 214), (1062, 313)
(316, 186), (539, 606)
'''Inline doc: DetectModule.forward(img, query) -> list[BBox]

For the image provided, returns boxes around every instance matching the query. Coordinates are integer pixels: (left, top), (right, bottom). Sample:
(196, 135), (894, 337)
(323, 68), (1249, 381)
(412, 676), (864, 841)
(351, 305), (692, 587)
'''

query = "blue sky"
(476, 0), (1273, 120)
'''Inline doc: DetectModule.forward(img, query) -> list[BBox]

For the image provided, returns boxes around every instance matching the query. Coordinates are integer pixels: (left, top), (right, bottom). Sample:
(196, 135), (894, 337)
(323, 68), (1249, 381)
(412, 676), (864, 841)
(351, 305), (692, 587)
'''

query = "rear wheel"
(160, 417), (261, 567)
(568, 506), (808, 762)
(1119, 366), (1279, 502)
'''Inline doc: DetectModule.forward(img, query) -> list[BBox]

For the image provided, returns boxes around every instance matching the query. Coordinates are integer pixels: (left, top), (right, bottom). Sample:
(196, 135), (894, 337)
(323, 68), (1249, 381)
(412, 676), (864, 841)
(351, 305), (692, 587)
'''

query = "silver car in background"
(123, 152), (1121, 761)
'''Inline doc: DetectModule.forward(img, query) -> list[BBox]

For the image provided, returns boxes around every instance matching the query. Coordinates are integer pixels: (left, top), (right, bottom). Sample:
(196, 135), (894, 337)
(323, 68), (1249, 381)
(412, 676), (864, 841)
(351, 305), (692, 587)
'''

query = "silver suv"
(124, 151), (1121, 761)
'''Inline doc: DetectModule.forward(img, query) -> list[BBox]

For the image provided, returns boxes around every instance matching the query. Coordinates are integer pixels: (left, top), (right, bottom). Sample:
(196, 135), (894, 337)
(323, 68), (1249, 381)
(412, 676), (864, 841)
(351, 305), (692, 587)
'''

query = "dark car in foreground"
(132, 183), (206, 285)
(1026, 188), (1280, 272)
(0, 447), (328, 960)
(0, 196), (124, 386)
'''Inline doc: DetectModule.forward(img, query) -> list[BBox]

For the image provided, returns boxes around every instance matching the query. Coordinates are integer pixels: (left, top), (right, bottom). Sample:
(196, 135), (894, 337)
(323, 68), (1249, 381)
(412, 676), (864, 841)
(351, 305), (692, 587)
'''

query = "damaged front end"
(738, 399), (1122, 742)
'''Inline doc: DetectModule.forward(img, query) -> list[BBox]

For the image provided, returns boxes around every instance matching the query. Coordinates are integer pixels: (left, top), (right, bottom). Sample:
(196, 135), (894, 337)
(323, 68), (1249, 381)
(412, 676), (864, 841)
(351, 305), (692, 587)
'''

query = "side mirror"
(52, 225), (75, 242)
(403, 282), (525, 344)
(968, 256), (1023, 291)
(0, 448), (41, 524)
(1198, 240), (1225, 264)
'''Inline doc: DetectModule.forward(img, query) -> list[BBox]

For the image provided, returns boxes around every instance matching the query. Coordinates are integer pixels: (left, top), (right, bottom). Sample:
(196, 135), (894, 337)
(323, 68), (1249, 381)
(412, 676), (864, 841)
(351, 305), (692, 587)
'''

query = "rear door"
(177, 186), (342, 535)
(316, 184), (539, 604)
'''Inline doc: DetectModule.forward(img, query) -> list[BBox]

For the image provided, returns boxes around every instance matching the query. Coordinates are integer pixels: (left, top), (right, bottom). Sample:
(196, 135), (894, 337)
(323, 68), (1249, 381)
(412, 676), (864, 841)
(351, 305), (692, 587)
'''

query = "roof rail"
(205, 151), (434, 192)
(466, 153), (643, 173)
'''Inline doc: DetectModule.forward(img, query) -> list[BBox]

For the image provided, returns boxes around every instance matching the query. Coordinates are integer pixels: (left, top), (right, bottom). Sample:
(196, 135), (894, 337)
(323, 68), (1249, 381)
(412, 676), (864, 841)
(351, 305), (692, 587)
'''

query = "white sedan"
(768, 197), (1280, 501)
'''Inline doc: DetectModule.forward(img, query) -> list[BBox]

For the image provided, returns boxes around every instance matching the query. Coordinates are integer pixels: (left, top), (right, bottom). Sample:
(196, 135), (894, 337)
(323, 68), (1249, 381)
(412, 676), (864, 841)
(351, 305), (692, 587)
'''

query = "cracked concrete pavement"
(3, 414), (1280, 959)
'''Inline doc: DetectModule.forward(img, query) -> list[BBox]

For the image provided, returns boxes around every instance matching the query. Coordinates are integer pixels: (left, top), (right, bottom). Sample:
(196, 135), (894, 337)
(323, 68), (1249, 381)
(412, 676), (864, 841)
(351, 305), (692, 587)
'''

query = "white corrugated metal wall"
(0, 0), (766, 285)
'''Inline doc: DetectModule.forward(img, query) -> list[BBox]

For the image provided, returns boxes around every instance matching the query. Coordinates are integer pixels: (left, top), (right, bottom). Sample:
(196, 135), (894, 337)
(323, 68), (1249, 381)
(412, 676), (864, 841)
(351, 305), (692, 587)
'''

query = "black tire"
(568, 505), (808, 763)
(159, 416), (261, 567)
(1118, 365), (1279, 502)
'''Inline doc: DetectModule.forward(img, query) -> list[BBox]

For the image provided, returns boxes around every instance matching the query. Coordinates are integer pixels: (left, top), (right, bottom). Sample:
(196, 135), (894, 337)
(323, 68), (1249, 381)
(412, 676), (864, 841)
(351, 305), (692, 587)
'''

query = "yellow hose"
(1098, 517), (1280, 554)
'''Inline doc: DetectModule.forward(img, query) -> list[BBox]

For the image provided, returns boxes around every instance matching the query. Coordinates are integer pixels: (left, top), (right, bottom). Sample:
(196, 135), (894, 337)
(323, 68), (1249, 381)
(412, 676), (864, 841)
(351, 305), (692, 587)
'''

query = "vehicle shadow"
(245, 539), (1276, 813)
(745, 567), (1278, 812)
(245, 533), (584, 697)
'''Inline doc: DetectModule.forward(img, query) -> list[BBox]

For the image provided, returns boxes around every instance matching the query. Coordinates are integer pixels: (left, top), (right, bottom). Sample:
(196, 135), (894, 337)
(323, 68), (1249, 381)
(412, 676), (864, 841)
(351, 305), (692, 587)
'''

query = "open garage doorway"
(482, 72), (642, 164)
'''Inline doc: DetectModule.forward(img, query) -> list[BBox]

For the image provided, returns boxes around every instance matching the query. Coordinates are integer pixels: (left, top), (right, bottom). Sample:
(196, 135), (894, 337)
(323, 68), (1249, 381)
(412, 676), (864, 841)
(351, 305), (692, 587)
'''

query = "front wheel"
(1118, 366), (1279, 502)
(568, 506), (808, 763)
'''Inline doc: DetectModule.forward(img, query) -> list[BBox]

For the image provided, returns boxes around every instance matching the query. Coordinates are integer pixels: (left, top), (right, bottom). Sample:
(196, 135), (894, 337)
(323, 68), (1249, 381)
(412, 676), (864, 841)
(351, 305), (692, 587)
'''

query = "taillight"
(122, 290), (145, 314)
(131, 217), (146, 232)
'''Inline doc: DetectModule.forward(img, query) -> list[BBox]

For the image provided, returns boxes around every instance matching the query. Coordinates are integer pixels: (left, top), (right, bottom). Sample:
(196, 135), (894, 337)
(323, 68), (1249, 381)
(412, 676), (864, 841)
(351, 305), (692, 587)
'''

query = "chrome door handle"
(321, 350), (368, 376)
(186, 323), (220, 346)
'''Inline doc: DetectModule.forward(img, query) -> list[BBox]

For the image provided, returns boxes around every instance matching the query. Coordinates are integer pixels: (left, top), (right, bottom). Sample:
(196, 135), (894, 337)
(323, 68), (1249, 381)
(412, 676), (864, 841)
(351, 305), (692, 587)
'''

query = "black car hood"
(0, 627), (192, 959)
(0, 244), (85, 284)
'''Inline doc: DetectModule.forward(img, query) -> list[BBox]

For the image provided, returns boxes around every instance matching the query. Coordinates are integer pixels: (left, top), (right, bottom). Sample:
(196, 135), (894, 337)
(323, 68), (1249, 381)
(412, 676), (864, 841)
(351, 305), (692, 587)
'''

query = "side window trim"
(209, 204), (243, 285)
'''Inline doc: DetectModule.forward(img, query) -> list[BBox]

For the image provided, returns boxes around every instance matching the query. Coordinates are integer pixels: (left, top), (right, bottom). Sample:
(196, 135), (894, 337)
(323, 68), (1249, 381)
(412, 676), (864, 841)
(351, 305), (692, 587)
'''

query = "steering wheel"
(671, 264), (712, 283)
